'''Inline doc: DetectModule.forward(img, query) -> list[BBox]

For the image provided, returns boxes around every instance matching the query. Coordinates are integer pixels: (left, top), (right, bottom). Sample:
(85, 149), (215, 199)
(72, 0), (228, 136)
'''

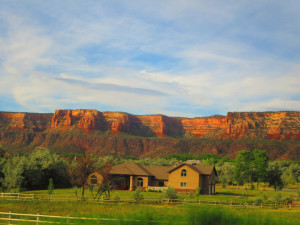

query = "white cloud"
(0, 0), (300, 116)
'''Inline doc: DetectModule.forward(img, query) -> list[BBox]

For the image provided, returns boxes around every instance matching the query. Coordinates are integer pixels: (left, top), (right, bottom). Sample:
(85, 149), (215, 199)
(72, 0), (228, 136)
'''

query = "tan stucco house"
(88, 161), (217, 195)
(168, 163), (217, 194)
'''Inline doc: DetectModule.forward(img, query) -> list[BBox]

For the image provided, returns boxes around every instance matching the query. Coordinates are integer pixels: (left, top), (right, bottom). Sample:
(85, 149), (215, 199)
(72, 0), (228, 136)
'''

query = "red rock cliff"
(1, 110), (299, 141)
(0, 110), (299, 160)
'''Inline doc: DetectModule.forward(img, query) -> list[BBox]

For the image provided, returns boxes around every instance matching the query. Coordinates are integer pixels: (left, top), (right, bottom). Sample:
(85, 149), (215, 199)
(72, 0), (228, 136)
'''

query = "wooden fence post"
(8, 211), (11, 225)
(36, 213), (39, 225)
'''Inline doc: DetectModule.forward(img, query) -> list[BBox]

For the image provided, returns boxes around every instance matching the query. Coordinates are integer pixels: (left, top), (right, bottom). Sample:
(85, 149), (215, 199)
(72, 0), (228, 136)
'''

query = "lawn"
(21, 183), (300, 204)
(1, 183), (299, 225)
(0, 200), (299, 225)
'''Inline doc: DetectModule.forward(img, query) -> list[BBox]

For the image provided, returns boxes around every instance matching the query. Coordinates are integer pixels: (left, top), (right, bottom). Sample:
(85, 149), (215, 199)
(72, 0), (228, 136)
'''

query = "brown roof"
(110, 162), (152, 176)
(144, 166), (171, 180)
(109, 162), (171, 180)
(193, 164), (215, 175)
(168, 163), (215, 175)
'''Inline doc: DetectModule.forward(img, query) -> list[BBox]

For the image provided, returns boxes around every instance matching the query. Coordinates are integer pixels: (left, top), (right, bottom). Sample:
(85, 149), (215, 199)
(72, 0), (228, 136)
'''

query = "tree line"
(0, 146), (299, 194)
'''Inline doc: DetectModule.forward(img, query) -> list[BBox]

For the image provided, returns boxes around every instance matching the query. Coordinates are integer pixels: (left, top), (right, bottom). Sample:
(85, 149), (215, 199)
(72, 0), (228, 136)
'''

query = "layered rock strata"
(0, 110), (299, 160)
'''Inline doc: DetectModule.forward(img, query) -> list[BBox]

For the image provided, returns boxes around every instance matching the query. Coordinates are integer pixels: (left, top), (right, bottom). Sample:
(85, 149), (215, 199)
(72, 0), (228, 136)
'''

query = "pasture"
(0, 184), (299, 224)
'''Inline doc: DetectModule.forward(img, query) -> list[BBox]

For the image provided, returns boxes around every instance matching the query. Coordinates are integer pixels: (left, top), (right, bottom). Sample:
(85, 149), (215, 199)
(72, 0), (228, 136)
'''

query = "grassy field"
(0, 184), (298, 224)
(21, 183), (300, 203)
(0, 200), (299, 225)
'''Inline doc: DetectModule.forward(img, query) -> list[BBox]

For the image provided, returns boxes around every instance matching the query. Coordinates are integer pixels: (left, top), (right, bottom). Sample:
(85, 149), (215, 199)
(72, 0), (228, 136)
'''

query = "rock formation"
(0, 109), (299, 160)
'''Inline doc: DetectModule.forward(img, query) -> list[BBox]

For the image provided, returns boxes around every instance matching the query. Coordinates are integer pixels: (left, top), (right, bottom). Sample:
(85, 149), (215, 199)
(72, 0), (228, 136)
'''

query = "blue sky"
(0, 0), (300, 117)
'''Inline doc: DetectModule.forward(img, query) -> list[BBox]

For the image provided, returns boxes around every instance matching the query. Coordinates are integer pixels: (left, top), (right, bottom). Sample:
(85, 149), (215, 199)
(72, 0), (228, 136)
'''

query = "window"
(90, 175), (98, 185)
(180, 182), (187, 187)
(181, 169), (187, 177)
(158, 181), (164, 187)
(137, 178), (144, 187)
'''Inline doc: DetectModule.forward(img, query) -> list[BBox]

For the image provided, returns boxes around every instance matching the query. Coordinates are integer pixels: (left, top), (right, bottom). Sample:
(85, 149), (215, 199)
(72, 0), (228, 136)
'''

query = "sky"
(0, 0), (300, 117)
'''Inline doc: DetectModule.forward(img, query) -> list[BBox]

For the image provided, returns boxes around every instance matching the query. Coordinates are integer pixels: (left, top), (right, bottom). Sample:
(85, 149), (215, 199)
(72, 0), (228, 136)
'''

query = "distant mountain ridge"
(0, 109), (299, 160)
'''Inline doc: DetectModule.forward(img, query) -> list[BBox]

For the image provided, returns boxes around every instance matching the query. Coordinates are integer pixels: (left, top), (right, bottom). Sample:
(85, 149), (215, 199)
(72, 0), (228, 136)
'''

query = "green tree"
(267, 161), (284, 191)
(253, 149), (269, 189)
(234, 150), (256, 187)
(217, 162), (234, 188)
(3, 156), (28, 190)
(0, 145), (5, 158)
(0, 145), (6, 189)
(3, 149), (66, 191)
(281, 163), (300, 185)
(25, 149), (66, 189)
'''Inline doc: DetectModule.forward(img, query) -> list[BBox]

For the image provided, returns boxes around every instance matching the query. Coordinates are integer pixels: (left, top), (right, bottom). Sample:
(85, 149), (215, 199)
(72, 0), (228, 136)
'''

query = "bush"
(196, 187), (202, 196)
(163, 186), (178, 200)
(133, 189), (144, 202)
(254, 197), (263, 205)
(283, 194), (294, 204)
(262, 194), (268, 201)
(274, 193), (282, 203)
(188, 191), (194, 199)
(48, 178), (54, 195)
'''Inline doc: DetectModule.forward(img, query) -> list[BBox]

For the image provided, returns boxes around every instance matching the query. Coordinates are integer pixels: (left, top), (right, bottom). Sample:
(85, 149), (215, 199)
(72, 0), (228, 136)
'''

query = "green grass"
(20, 183), (299, 204)
(0, 201), (298, 225)
(1, 183), (300, 224)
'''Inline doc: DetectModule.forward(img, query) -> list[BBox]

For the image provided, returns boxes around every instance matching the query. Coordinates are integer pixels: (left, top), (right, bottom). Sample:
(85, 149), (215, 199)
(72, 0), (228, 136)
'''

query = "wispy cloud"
(55, 77), (167, 96)
(0, 0), (300, 116)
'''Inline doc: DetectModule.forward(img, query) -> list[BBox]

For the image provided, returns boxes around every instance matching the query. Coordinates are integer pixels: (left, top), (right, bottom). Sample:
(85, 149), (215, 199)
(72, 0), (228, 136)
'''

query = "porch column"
(129, 175), (134, 191)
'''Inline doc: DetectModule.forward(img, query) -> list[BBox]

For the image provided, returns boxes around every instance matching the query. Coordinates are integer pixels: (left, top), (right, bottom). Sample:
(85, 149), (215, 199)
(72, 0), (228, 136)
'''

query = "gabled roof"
(168, 163), (216, 176)
(109, 162), (171, 180)
(109, 162), (216, 179)
(110, 162), (152, 176)
(144, 165), (171, 180)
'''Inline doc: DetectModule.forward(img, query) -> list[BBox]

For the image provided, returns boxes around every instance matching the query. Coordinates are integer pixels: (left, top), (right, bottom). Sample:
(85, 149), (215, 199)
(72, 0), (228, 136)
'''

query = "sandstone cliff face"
(225, 112), (300, 140)
(0, 109), (299, 160)
(0, 112), (52, 132)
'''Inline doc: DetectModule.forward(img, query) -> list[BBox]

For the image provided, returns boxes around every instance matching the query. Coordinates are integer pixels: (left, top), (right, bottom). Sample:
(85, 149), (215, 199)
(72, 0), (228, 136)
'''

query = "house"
(88, 161), (217, 194)
(168, 163), (217, 194)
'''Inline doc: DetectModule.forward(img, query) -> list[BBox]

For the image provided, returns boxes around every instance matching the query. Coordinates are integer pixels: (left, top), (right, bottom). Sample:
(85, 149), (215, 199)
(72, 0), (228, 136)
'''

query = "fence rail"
(0, 192), (299, 209)
(0, 211), (167, 225)
(0, 211), (124, 224)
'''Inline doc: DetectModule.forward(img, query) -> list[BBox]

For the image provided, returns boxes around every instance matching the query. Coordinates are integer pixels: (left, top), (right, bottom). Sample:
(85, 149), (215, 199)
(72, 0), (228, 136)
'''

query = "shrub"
(254, 197), (263, 205)
(48, 178), (54, 195)
(262, 194), (268, 201)
(133, 188), (144, 202)
(274, 192), (282, 203)
(163, 186), (178, 199)
(188, 191), (194, 199)
(196, 187), (202, 196)
(283, 194), (294, 204)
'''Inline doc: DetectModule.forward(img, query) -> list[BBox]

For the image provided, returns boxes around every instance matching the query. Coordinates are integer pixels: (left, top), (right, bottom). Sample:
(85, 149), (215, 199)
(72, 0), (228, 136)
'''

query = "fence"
(0, 211), (125, 224)
(0, 192), (299, 209)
